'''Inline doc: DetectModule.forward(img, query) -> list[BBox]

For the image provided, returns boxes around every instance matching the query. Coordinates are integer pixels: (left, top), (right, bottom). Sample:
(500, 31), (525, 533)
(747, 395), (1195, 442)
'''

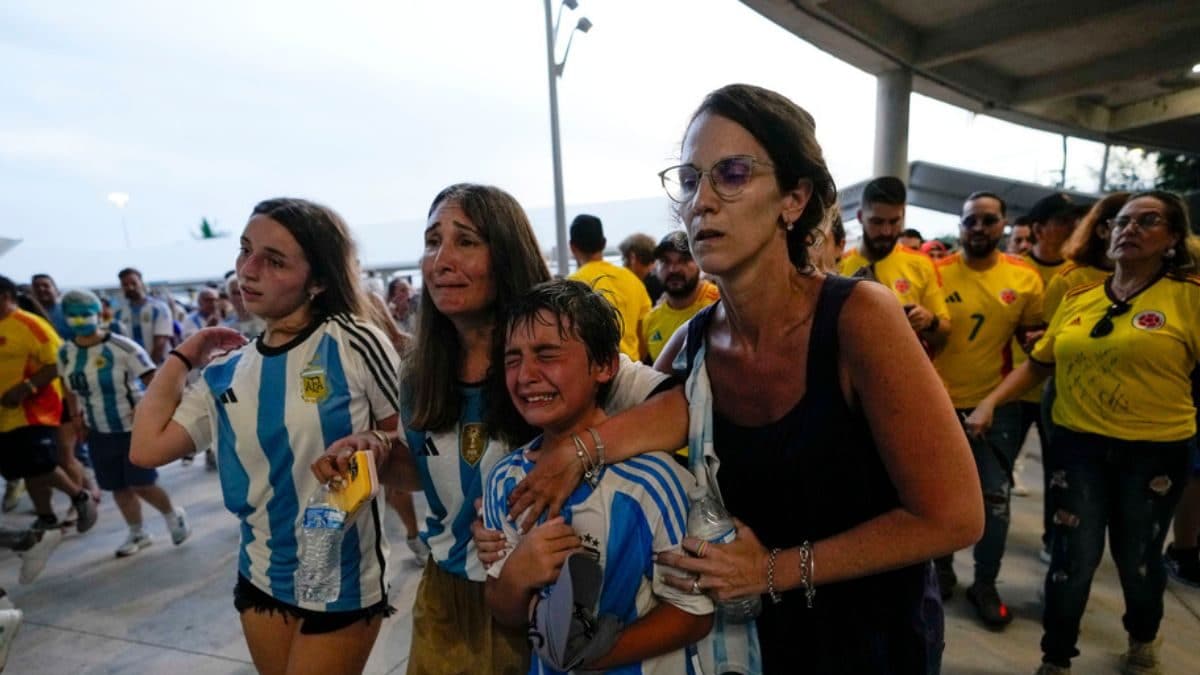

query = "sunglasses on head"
(1089, 301), (1131, 338)
(658, 155), (774, 203)
(961, 214), (1001, 229)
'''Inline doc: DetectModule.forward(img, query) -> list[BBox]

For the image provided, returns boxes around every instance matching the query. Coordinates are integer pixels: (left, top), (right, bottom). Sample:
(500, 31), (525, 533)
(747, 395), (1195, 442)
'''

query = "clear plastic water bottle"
(686, 486), (761, 623)
(294, 485), (346, 603)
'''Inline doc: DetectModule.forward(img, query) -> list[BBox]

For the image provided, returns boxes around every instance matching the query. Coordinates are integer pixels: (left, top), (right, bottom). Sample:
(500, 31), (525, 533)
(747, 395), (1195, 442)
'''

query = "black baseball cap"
(653, 231), (691, 259)
(1026, 193), (1076, 224)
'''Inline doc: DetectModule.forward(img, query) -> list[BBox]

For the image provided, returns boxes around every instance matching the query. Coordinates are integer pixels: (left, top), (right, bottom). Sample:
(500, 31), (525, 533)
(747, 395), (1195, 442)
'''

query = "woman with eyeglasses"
(313, 183), (686, 674)
(567, 83), (980, 673)
(965, 190), (1199, 675)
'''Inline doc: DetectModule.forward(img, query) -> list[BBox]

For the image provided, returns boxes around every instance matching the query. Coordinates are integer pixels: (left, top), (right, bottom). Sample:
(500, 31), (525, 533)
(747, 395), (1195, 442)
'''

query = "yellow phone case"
(330, 450), (380, 516)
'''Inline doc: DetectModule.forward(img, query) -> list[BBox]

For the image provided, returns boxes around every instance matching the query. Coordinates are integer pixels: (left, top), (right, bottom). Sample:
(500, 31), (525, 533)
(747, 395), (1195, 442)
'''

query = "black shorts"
(233, 575), (392, 635)
(0, 426), (60, 481)
(90, 431), (157, 490)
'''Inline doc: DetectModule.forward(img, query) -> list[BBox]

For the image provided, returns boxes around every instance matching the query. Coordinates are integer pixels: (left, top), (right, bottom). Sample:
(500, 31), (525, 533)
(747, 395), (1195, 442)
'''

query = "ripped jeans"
(960, 403), (1023, 585)
(1040, 428), (1190, 667)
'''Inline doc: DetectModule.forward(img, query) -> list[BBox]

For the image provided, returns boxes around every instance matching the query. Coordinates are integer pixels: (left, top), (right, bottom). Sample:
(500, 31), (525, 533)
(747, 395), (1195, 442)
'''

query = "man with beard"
(840, 176), (951, 353)
(30, 274), (70, 340)
(932, 191), (1044, 628)
(640, 231), (720, 364)
(112, 268), (173, 365)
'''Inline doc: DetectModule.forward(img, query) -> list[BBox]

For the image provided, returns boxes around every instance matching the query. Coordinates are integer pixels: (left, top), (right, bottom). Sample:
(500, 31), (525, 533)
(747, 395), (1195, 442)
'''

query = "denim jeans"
(1040, 429), (1190, 667)
(959, 403), (1023, 585)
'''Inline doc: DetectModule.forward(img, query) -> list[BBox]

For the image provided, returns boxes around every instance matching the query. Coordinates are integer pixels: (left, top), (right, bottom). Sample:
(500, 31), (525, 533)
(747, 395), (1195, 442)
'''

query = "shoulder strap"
(807, 276), (859, 386)
(676, 301), (720, 379)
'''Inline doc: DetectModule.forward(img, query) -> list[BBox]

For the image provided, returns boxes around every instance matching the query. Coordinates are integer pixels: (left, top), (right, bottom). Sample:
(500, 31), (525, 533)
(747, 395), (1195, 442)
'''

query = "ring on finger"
(695, 541), (708, 558)
(691, 577), (702, 594)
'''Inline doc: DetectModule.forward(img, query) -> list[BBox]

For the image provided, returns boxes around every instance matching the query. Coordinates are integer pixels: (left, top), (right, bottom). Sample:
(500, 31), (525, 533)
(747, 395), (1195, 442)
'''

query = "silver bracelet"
(798, 540), (815, 608)
(766, 547), (783, 604)
(571, 433), (599, 487)
(586, 427), (605, 469)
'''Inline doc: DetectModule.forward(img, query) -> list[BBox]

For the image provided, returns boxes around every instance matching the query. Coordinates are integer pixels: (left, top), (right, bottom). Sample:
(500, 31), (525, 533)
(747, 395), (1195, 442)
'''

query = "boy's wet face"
(504, 309), (613, 435)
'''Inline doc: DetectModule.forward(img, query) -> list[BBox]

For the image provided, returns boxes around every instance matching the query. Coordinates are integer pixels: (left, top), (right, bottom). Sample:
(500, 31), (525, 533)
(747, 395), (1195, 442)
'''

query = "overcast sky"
(2, 0), (1110, 274)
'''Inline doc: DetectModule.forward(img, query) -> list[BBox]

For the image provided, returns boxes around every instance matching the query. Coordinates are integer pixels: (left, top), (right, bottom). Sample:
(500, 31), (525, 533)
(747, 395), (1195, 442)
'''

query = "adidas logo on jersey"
(946, 291), (963, 303)
(650, 330), (663, 343)
(415, 437), (440, 457)
(219, 388), (238, 404)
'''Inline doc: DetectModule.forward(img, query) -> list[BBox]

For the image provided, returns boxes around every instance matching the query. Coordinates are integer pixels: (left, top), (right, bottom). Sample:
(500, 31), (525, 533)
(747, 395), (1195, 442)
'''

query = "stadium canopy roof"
(741, 0), (1200, 154)
(838, 160), (1098, 223)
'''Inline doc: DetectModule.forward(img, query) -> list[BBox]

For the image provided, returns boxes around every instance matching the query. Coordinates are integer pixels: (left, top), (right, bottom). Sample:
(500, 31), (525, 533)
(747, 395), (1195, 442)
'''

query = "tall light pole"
(543, 0), (592, 277)
(107, 192), (131, 248)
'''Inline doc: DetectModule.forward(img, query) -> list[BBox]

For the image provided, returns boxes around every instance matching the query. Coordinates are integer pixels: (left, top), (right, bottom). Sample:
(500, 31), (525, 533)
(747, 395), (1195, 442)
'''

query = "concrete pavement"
(2, 437), (1197, 674)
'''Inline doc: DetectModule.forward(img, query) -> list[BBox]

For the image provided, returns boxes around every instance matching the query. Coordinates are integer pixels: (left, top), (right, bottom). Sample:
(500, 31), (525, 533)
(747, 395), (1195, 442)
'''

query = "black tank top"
(685, 275), (942, 674)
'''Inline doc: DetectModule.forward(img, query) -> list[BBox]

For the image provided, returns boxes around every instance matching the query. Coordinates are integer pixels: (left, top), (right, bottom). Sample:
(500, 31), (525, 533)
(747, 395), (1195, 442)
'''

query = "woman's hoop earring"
(1165, 248), (1176, 259)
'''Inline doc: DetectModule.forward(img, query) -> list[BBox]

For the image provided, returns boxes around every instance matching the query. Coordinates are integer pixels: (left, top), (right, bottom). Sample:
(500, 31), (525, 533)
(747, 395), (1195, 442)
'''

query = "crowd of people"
(1, 82), (1198, 674)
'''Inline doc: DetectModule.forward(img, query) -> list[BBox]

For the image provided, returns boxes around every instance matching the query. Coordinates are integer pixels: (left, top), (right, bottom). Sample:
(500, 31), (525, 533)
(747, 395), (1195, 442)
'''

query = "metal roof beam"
(915, 0), (1137, 68)
(815, 0), (919, 63)
(1013, 31), (1200, 104)
(1108, 88), (1200, 132)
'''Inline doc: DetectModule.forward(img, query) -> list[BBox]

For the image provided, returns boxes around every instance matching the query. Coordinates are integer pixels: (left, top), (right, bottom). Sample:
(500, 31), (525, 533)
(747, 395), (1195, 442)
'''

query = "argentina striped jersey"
(113, 298), (173, 352)
(58, 334), (155, 434)
(172, 314), (400, 611)
(485, 442), (712, 675)
(402, 354), (671, 582)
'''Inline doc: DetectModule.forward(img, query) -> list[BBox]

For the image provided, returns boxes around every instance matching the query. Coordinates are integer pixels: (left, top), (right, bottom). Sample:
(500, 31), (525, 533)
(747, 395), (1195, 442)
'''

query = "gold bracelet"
(368, 430), (391, 451)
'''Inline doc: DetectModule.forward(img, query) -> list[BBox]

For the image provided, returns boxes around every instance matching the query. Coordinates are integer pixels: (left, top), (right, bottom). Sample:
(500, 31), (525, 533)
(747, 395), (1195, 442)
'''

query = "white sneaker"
(18, 528), (63, 584)
(115, 531), (152, 558)
(1120, 637), (1162, 675)
(406, 536), (430, 565)
(166, 507), (191, 546)
(0, 609), (23, 672)
(2, 481), (24, 513)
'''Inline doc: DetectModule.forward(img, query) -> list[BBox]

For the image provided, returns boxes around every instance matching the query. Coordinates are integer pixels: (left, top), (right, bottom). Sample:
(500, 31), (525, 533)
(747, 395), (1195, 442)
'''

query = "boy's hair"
(505, 279), (621, 403)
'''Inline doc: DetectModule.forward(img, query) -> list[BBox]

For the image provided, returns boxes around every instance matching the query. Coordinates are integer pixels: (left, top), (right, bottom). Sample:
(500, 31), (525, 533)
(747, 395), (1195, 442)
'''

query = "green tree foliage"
(1155, 154), (1200, 192)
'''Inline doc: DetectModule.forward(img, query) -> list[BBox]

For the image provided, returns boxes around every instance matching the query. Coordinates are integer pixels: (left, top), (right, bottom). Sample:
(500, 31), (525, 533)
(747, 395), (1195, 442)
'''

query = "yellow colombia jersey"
(642, 281), (720, 363)
(1031, 274), (1200, 442)
(1010, 253), (1066, 402)
(838, 246), (950, 323)
(1043, 262), (1109, 321)
(932, 253), (1044, 409)
(570, 260), (652, 361)
(0, 309), (64, 432)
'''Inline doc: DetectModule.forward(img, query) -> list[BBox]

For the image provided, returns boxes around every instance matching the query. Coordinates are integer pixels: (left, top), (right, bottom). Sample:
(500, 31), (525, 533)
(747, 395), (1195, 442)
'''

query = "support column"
(874, 68), (912, 182)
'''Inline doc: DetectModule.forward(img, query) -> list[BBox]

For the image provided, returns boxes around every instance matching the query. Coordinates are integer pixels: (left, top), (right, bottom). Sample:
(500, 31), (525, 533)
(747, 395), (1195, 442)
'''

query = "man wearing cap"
(641, 232), (720, 365)
(568, 214), (652, 362)
(1009, 194), (1083, 498)
(840, 176), (951, 354)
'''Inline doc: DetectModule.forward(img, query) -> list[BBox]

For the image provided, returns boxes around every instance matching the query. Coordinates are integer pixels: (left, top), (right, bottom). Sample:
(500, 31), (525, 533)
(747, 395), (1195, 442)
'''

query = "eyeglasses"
(961, 214), (1002, 229)
(1105, 213), (1166, 231)
(1089, 300), (1132, 338)
(658, 155), (774, 203)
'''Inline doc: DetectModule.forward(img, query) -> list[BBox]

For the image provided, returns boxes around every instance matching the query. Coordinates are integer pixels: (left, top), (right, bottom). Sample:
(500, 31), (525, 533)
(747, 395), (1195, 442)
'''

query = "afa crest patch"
(300, 361), (329, 403)
(460, 423), (488, 466)
(1132, 310), (1165, 331)
(999, 289), (1017, 305)
(893, 278), (911, 295)
(94, 355), (109, 370)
